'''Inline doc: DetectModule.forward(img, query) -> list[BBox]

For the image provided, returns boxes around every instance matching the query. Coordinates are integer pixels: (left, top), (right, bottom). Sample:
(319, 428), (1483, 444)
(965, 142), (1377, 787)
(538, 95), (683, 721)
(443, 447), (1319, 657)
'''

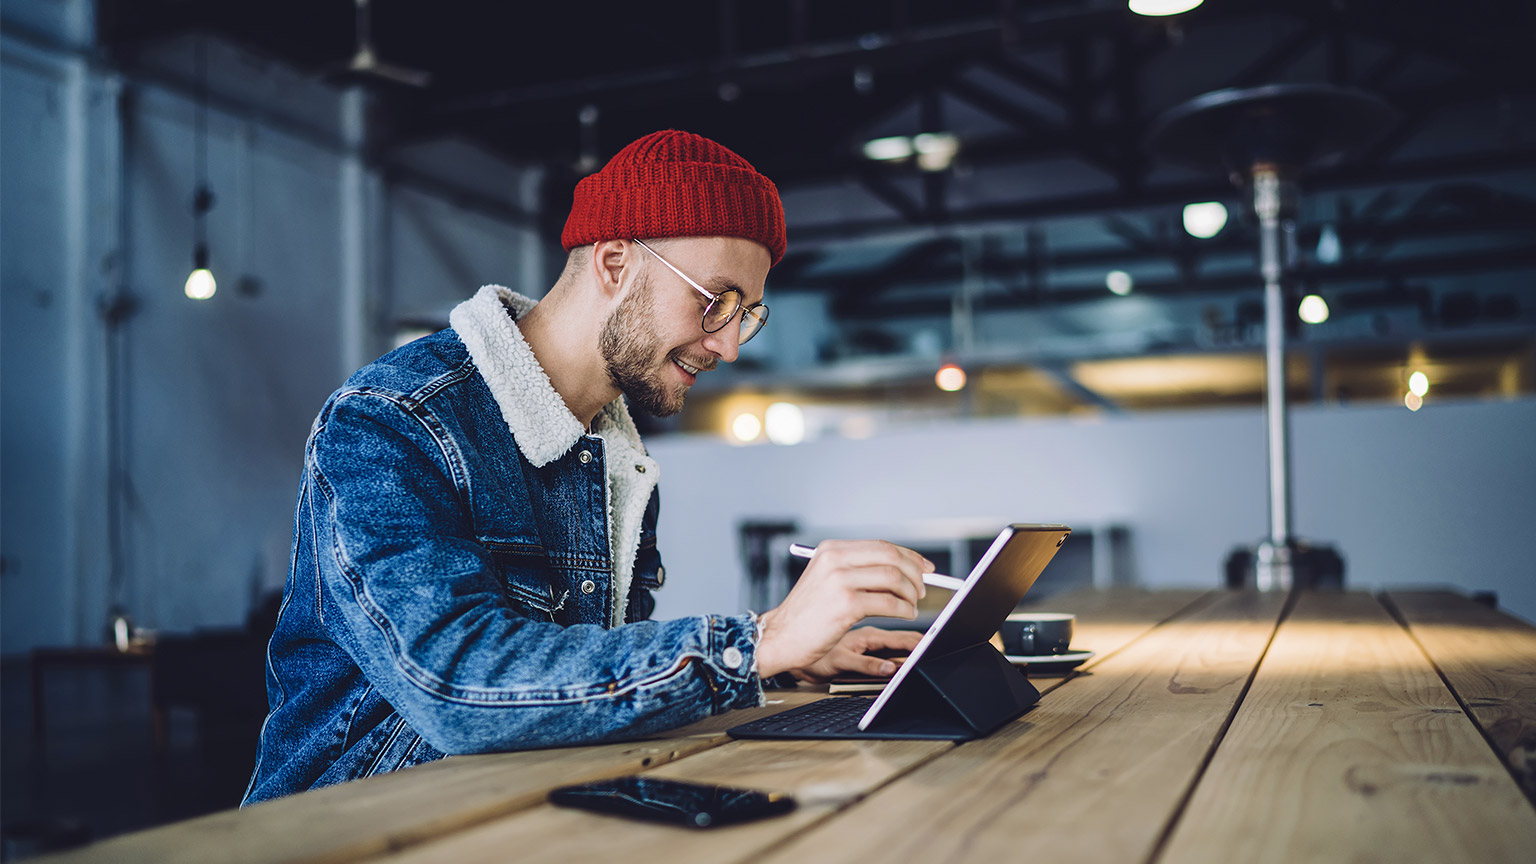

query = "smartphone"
(548, 776), (796, 828)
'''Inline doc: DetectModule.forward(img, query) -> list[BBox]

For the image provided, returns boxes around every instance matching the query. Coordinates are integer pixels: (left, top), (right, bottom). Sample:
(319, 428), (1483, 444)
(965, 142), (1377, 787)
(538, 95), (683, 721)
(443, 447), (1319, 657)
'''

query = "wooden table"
(40, 589), (1536, 864)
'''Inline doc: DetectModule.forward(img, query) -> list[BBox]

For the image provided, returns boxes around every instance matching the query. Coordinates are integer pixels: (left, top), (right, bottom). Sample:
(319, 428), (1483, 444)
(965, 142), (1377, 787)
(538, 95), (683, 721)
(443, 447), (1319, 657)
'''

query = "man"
(244, 130), (931, 804)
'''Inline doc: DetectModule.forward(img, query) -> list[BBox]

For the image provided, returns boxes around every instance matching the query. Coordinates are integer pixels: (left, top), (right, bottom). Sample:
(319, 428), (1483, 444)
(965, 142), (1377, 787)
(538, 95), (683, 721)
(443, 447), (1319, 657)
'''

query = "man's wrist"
(754, 608), (787, 678)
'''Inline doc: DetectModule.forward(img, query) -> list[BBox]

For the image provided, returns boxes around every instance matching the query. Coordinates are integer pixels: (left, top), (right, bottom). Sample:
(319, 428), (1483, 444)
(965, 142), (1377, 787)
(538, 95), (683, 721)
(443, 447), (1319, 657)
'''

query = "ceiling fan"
(328, 0), (431, 89)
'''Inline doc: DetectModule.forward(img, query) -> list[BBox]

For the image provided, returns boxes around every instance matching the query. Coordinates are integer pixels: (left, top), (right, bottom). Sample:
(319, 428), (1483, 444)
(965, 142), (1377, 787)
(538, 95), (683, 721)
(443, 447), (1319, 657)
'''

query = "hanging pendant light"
(1129, 0), (1204, 16)
(185, 36), (217, 300)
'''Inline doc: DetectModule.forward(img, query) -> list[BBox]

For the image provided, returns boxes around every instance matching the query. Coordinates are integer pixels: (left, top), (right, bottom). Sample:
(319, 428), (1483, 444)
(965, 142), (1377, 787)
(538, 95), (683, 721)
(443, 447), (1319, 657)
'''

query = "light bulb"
(1408, 371), (1429, 397)
(1298, 294), (1329, 324)
(863, 136), (913, 161)
(764, 402), (806, 446)
(1182, 201), (1228, 239)
(730, 412), (762, 443)
(1129, 0), (1205, 16)
(1106, 271), (1134, 296)
(185, 267), (217, 300)
(935, 363), (967, 392)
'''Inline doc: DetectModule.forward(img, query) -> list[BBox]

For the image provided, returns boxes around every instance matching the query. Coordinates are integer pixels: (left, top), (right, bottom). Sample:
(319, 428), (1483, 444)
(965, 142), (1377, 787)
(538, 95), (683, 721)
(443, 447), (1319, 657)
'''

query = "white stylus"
(787, 543), (967, 591)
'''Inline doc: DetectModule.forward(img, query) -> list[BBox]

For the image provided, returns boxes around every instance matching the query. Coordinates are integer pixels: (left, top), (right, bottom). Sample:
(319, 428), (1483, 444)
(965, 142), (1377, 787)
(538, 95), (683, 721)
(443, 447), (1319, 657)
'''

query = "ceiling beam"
(787, 147), (1536, 246)
(832, 244), (1536, 321)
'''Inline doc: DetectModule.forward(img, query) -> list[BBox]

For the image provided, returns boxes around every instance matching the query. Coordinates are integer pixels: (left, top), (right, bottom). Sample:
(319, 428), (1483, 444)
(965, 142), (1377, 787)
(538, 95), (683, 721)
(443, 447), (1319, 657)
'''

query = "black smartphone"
(548, 776), (796, 829)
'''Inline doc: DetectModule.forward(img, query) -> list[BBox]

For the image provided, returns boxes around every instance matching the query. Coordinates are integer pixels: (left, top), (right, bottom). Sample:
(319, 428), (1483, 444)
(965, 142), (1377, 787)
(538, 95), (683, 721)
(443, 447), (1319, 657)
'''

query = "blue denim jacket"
(243, 287), (765, 805)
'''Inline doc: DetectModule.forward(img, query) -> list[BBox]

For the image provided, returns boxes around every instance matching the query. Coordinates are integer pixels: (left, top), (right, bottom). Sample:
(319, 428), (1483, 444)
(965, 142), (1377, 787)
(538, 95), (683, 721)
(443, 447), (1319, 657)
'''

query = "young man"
(244, 130), (931, 804)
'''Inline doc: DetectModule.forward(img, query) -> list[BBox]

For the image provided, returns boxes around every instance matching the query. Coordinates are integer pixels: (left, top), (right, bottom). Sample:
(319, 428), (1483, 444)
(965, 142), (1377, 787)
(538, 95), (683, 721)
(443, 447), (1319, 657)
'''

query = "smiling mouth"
(673, 359), (702, 376)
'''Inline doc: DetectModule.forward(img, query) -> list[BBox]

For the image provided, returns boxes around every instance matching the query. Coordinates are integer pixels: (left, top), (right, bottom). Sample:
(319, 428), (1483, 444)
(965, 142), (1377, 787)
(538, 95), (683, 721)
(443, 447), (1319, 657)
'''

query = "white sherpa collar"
(449, 285), (648, 467)
(450, 285), (659, 627)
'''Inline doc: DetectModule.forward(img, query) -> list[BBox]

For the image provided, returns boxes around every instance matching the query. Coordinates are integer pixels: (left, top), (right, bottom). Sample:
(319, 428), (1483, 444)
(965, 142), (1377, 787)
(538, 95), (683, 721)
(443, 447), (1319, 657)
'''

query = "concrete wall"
(648, 397), (1536, 625)
(0, 15), (539, 653)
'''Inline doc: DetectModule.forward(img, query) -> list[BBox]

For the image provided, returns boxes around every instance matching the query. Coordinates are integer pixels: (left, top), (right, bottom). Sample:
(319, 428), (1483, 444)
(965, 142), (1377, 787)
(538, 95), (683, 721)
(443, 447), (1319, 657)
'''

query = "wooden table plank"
(359, 589), (1210, 863)
(33, 692), (823, 864)
(368, 738), (950, 864)
(1385, 591), (1536, 801)
(1022, 588), (1214, 669)
(32, 587), (1196, 864)
(752, 590), (1287, 864)
(1159, 592), (1536, 864)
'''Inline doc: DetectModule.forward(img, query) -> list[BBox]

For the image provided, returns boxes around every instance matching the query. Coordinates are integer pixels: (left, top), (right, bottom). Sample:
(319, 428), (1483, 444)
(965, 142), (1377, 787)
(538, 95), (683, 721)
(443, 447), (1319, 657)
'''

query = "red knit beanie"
(561, 130), (787, 266)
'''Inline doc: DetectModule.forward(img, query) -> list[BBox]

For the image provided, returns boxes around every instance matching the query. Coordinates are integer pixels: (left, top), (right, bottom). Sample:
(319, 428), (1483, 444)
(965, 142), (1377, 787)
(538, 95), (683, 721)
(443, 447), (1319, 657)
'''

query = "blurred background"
(2, 0), (1533, 854)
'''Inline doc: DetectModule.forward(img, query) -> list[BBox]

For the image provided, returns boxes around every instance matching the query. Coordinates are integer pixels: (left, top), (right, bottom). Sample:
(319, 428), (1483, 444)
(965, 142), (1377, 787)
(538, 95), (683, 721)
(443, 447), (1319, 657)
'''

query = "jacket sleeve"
(305, 389), (764, 754)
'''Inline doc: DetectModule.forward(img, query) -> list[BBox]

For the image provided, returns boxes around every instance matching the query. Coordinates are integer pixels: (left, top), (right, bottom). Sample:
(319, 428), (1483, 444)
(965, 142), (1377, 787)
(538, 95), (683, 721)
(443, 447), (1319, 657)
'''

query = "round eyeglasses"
(631, 239), (770, 345)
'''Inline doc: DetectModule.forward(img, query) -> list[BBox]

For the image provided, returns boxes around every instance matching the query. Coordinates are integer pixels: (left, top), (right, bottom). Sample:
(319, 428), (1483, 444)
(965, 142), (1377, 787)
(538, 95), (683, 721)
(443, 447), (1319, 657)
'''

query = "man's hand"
(787, 626), (924, 684)
(754, 540), (932, 679)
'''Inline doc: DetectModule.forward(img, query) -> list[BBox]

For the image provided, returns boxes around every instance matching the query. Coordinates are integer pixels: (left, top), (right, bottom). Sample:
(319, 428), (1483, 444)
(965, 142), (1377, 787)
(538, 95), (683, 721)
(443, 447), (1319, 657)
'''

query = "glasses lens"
(738, 305), (768, 345)
(702, 290), (741, 333)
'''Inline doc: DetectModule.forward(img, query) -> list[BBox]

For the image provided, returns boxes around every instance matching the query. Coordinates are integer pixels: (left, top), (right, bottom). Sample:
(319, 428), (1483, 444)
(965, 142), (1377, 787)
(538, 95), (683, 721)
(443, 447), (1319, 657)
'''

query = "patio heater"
(1148, 84), (1397, 590)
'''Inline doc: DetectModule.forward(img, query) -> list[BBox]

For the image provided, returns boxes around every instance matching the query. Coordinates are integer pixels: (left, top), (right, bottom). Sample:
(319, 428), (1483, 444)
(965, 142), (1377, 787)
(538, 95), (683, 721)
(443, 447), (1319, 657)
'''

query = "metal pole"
(1252, 167), (1294, 590)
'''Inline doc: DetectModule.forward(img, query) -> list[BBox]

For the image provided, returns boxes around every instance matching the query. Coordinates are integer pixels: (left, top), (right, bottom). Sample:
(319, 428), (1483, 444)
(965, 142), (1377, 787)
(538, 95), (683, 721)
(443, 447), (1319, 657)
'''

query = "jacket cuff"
(698, 613), (766, 712)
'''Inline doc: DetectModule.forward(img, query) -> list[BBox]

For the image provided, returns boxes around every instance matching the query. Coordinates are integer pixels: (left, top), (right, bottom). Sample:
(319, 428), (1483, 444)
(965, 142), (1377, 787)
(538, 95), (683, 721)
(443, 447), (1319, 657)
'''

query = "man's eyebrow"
(703, 277), (742, 295)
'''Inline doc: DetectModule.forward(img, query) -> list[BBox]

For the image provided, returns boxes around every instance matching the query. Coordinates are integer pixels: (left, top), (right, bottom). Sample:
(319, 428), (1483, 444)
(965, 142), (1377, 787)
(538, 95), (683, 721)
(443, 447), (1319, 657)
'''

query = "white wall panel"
(648, 397), (1536, 625)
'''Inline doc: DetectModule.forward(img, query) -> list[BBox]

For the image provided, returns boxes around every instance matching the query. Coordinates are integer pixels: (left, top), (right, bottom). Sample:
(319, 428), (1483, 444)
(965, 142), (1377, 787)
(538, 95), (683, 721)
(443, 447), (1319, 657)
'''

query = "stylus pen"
(787, 543), (967, 591)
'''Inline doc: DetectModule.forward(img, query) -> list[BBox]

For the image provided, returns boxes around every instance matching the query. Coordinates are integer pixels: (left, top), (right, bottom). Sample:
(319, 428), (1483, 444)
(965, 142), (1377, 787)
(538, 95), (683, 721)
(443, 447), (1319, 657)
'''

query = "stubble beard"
(599, 276), (689, 418)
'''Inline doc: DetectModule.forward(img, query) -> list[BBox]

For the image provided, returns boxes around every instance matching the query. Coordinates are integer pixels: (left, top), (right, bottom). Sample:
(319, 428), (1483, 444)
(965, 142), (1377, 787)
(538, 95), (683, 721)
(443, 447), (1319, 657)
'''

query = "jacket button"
(722, 646), (744, 670)
(635, 464), (646, 473)
(655, 566), (666, 587)
(580, 579), (597, 595)
(578, 450), (592, 464)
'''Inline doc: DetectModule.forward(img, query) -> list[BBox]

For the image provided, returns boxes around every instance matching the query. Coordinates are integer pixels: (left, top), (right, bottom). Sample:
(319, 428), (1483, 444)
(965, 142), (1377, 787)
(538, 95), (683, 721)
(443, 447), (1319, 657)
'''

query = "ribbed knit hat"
(561, 130), (786, 266)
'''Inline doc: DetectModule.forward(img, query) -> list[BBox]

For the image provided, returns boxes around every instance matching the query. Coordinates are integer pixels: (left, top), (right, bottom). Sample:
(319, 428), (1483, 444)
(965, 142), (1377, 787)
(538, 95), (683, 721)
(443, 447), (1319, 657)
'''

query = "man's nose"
(701, 319), (741, 364)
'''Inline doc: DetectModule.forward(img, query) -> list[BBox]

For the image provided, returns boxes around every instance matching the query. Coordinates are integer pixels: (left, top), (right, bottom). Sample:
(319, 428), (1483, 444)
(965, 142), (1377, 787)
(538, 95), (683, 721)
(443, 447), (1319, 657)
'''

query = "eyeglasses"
(631, 239), (769, 345)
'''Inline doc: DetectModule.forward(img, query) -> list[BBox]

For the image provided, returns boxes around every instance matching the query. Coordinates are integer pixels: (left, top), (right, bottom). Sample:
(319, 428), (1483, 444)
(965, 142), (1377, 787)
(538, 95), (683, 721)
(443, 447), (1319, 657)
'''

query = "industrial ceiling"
(93, 0), (1536, 426)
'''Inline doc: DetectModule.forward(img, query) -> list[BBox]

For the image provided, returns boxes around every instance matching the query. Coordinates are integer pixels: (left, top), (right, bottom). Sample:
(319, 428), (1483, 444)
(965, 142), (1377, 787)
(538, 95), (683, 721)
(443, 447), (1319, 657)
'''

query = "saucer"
(1005, 650), (1095, 676)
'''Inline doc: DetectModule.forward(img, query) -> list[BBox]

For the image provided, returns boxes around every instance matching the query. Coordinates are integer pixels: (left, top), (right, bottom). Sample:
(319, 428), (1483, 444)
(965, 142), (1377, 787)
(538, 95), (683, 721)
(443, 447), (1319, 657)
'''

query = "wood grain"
(1159, 592), (1536, 864)
(1023, 588), (1214, 670)
(753, 590), (1287, 864)
(1385, 590), (1536, 801)
(32, 696), (827, 864)
(368, 738), (950, 864)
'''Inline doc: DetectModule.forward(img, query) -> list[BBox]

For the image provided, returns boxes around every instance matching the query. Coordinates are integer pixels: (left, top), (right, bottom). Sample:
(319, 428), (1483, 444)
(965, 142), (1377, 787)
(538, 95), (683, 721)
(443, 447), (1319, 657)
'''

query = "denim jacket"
(243, 286), (766, 805)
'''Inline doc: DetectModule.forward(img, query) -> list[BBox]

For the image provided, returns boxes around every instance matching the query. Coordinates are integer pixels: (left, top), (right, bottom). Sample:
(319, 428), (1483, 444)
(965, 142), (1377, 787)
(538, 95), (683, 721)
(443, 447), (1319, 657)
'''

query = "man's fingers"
(857, 627), (924, 651)
(846, 652), (899, 678)
(858, 593), (917, 621)
(816, 540), (933, 576)
(844, 566), (923, 605)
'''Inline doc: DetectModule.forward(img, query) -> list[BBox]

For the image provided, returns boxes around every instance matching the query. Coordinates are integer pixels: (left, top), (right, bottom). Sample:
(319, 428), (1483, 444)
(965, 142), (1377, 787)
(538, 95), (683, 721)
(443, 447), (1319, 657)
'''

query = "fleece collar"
(448, 285), (647, 467)
(449, 285), (659, 627)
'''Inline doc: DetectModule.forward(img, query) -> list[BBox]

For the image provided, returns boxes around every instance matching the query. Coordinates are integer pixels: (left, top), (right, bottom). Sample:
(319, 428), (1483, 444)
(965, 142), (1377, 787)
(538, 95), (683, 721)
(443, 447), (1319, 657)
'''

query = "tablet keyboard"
(729, 696), (876, 736)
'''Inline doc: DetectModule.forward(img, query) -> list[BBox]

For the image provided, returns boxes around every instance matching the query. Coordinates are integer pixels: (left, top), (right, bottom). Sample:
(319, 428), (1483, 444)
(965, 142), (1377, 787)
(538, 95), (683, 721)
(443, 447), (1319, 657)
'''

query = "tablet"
(729, 523), (1071, 740)
(857, 523), (1070, 730)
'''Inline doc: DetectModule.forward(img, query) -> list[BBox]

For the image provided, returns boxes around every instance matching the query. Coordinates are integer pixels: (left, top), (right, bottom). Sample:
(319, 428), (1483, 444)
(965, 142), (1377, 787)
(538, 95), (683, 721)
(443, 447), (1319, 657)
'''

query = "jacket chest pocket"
(486, 544), (565, 624)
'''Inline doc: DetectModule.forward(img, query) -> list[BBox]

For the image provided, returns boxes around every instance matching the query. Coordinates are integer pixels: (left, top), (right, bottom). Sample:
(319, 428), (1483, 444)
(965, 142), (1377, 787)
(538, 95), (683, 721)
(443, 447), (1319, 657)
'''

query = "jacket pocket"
(486, 544), (559, 622)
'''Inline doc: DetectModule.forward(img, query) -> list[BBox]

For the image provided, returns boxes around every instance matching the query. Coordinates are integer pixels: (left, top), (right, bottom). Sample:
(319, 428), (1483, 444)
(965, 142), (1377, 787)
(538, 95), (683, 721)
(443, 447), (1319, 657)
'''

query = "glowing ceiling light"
(1408, 371), (1429, 397)
(1106, 270), (1134, 296)
(863, 136), (914, 161)
(1129, 0), (1205, 16)
(764, 402), (806, 445)
(935, 363), (967, 392)
(730, 412), (762, 444)
(1405, 391), (1424, 411)
(1298, 294), (1330, 324)
(913, 132), (960, 172)
(184, 267), (217, 300)
(1182, 201), (1228, 239)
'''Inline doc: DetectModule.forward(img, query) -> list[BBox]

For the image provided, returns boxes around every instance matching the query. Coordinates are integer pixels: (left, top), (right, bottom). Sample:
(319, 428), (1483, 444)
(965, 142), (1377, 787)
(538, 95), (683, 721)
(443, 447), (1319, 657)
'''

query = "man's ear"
(591, 239), (632, 300)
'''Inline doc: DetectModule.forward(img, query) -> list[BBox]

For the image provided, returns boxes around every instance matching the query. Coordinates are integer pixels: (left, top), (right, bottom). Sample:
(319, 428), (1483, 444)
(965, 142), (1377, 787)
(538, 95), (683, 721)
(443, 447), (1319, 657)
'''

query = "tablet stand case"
(727, 641), (1040, 741)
